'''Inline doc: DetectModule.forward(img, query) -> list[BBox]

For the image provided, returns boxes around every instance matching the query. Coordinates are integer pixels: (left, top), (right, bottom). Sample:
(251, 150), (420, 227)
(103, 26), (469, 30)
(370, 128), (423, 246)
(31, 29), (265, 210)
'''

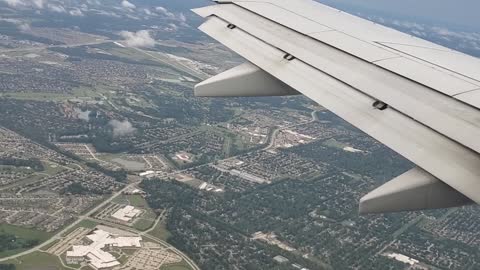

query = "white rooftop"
(67, 229), (142, 269)
(111, 205), (142, 222)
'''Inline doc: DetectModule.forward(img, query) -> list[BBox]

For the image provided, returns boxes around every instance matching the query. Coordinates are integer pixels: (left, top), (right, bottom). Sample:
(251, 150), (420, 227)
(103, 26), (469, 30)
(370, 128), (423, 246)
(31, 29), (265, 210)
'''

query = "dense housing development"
(0, 0), (480, 270)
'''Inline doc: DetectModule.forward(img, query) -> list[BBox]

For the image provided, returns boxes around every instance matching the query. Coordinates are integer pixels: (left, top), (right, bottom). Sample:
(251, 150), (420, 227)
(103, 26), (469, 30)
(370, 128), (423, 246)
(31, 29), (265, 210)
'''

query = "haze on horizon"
(317, 0), (480, 30)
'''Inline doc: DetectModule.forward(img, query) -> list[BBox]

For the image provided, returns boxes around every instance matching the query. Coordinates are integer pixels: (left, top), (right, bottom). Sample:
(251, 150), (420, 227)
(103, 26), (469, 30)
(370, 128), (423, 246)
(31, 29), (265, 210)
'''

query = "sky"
(317, 0), (480, 30)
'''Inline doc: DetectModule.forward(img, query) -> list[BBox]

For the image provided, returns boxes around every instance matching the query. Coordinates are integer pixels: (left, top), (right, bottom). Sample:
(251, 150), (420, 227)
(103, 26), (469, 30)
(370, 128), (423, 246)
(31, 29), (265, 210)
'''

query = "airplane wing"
(191, 0), (480, 214)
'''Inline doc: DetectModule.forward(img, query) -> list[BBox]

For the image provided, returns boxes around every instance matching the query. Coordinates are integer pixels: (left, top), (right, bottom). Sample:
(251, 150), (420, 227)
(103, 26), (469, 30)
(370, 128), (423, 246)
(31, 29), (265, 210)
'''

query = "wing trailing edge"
(360, 167), (474, 214)
(192, 0), (480, 213)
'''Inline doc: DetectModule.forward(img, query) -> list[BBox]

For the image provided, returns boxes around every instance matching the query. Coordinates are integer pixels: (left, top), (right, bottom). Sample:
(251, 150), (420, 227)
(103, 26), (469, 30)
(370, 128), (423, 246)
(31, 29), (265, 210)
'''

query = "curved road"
(1, 110), (320, 266)
(0, 182), (137, 262)
(0, 181), (200, 270)
(264, 110), (319, 150)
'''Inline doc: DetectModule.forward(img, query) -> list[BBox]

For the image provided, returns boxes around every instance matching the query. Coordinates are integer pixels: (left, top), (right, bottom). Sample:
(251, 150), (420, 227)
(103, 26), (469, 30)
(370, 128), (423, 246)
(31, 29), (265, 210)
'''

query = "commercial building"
(111, 205), (142, 222)
(66, 229), (142, 269)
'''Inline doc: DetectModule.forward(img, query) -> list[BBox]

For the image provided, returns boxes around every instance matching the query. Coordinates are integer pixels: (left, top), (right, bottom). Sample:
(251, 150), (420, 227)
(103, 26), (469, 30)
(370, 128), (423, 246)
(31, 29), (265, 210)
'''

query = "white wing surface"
(192, 0), (480, 213)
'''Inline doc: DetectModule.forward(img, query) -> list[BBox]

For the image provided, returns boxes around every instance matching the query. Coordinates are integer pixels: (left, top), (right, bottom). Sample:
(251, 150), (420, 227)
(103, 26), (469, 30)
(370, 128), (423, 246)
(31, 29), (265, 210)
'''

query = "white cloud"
(155, 6), (174, 18)
(121, 0), (135, 9)
(154, 6), (188, 24)
(167, 23), (178, 32)
(109, 120), (136, 137)
(125, 13), (140, 20)
(0, 18), (21, 23)
(376, 17), (386, 24)
(69, 7), (83, 16)
(431, 27), (480, 42)
(119, 30), (155, 48)
(2, 0), (44, 9)
(390, 20), (426, 31)
(411, 30), (426, 37)
(18, 22), (31, 31)
(47, 3), (65, 13)
(31, 0), (43, 8)
(178, 12), (186, 22)
(86, 0), (100, 5)
(3, 0), (25, 7)
(432, 26), (456, 37)
(0, 18), (31, 31)
(91, 9), (121, 18)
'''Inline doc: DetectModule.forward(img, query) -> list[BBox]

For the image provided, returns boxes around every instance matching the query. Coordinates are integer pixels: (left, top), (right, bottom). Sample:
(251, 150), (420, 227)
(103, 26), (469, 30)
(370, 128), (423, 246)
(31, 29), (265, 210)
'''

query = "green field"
(0, 165), (34, 174)
(0, 86), (102, 102)
(0, 224), (53, 258)
(61, 220), (97, 237)
(160, 260), (194, 270)
(184, 179), (204, 189)
(4, 252), (66, 270)
(113, 195), (148, 208)
(147, 221), (171, 241)
(41, 162), (66, 175)
(322, 138), (348, 150)
(133, 218), (154, 231)
(114, 195), (157, 218)
(39, 239), (59, 252)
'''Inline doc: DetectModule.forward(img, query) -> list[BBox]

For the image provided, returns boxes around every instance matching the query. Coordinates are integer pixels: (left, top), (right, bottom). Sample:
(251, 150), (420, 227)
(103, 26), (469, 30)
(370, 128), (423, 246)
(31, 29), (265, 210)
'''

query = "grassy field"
(41, 162), (65, 175)
(0, 84), (106, 102)
(0, 165), (34, 174)
(147, 221), (171, 241)
(4, 252), (66, 270)
(322, 138), (347, 149)
(184, 179), (204, 189)
(160, 260), (194, 270)
(113, 195), (148, 208)
(61, 220), (97, 237)
(133, 218), (154, 231)
(0, 224), (53, 258)
(39, 239), (59, 252)
(0, 92), (72, 102)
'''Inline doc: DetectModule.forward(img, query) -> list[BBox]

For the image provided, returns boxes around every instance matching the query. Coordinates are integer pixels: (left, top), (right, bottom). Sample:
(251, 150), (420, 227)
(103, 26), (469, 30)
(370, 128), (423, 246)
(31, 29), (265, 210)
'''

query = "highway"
(264, 110), (319, 150)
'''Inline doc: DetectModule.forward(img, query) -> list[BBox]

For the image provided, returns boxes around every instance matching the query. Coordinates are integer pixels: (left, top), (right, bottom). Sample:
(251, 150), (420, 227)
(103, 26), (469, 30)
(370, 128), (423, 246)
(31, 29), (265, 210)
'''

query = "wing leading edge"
(192, 0), (480, 214)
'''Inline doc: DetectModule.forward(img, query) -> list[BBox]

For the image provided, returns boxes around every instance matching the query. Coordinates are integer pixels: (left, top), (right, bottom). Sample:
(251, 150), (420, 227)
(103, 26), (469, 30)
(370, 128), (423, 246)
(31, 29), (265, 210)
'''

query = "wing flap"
(197, 15), (480, 204)
(456, 90), (480, 108)
(194, 62), (299, 97)
(195, 4), (480, 156)
(360, 167), (474, 214)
